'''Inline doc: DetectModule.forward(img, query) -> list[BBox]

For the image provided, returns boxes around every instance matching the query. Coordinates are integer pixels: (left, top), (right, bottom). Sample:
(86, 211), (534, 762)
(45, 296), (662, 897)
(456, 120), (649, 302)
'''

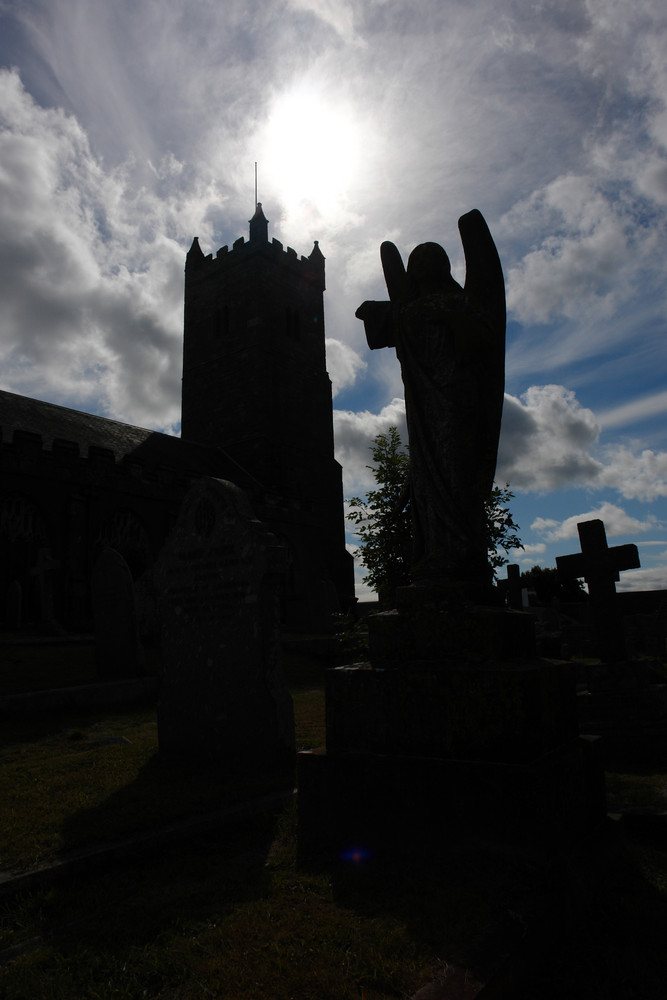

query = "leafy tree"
(347, 428), (522, 605)
(346, 427), (411, 608)
(520, 565), (587, 604)
(484, 483), (523, 580)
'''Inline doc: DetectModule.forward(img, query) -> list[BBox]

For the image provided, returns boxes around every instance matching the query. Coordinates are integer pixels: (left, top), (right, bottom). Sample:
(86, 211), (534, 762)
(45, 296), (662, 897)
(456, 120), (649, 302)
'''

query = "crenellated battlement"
(185, 203), (325, 290)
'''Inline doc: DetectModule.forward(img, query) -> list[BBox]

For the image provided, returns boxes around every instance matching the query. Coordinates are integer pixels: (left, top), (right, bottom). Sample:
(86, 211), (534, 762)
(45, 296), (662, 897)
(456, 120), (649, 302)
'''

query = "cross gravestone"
(556, 519), (640, 663)
(152, 477), (294, 776)
(91, 546), (141, 679)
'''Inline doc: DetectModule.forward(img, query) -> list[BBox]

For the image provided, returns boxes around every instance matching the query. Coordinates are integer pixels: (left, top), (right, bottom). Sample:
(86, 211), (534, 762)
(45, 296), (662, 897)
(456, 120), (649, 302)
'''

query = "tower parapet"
(185, 221), (324, 289)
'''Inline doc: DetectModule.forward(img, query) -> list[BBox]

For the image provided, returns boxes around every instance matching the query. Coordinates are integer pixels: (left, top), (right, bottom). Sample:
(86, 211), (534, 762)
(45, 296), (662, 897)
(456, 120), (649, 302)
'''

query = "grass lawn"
(0, 646), (326, 874)
(2, 644), (667, 997)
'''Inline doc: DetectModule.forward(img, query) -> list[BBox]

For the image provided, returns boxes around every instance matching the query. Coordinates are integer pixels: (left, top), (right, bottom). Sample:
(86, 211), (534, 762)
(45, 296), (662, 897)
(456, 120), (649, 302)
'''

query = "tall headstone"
(153, 477), (294, 775)
(91, 547), (140, 679)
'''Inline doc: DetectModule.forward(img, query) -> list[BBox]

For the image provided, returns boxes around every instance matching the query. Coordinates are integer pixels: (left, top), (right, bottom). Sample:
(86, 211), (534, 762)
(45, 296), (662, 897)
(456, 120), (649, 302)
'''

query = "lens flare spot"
(340, 845), (372, 864)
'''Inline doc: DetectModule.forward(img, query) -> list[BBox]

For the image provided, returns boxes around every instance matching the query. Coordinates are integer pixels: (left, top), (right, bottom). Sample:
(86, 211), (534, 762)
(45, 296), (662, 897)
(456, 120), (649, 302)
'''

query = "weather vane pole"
(254, 162), (258, 209)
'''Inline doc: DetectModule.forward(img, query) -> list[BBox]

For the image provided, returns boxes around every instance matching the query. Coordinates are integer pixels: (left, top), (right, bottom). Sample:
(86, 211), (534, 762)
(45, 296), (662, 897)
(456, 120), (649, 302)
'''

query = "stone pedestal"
(297, 594), (606, 864)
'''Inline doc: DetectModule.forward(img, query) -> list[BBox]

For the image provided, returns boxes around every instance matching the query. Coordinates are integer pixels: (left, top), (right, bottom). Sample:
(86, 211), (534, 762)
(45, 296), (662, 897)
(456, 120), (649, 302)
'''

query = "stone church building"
(0, 204), (354, 634)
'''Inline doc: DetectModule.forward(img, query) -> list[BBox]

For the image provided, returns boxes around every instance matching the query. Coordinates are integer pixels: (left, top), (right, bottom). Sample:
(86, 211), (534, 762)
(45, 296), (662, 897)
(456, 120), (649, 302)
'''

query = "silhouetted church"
(0, 204), (354, 633)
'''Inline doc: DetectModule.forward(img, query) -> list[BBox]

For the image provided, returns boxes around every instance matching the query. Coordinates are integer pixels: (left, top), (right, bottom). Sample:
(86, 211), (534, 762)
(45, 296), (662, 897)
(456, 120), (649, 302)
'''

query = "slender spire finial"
(254, 162), (258, 209)
(249, 201), (269, 243)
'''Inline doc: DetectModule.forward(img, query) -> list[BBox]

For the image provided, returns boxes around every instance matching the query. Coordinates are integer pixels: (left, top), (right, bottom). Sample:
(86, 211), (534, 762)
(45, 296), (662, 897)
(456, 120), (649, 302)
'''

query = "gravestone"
(298, 213), (606, 865)
(556, 518), (640, 662)
(506, 563), (523, 611)
(91, 546), (140, 679)
(153, 477), (294, 774)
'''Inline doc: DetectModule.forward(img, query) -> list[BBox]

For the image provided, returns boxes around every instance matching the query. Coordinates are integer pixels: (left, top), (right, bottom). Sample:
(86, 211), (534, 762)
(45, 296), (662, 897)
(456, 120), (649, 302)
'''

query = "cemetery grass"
(0, 647), (325, 874)
(2, 793), (667, 996)
(0, 807), (538, 1000)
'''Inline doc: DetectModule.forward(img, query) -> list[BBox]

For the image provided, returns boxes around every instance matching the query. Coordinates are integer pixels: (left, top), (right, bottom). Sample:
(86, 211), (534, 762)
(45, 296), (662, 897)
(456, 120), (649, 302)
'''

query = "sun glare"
(258, 85), (363, 223)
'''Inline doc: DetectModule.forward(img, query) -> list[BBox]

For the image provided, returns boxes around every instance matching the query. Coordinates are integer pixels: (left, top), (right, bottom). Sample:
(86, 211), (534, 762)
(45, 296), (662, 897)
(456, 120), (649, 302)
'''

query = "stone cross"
(556, 518), (640, 662)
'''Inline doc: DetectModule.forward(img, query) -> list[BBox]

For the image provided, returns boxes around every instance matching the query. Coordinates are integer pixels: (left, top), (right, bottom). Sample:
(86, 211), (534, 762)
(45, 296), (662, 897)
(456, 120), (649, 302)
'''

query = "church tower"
(181, 204), (354, 623)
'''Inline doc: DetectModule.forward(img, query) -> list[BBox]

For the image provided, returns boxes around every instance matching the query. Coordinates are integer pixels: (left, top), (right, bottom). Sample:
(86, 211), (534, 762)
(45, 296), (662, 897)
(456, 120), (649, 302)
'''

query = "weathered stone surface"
(153, 477), (294, 773)
(325, 658), (578, 763)
(368, 602), (536, 666)
(297, 735), (606, 864)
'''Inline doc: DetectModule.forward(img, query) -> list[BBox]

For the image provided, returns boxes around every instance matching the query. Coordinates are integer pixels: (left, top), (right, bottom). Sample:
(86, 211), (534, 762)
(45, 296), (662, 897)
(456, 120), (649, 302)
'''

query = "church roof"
(0, 388), (258, 487)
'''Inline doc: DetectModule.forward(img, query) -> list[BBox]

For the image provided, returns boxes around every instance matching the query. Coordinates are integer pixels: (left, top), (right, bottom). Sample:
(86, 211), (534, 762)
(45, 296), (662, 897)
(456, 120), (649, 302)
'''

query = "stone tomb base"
(298, 653), (607, 863)
(298, 736), (604, 864)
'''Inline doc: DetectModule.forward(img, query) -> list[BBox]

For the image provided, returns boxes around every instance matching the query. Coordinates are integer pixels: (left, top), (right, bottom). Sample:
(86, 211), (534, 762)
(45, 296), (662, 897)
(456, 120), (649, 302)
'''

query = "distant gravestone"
(556, 518), (640, 662)
(92, 547), (140, 679)
(153, 477), (294, 773)
(506, 563), (522, 610)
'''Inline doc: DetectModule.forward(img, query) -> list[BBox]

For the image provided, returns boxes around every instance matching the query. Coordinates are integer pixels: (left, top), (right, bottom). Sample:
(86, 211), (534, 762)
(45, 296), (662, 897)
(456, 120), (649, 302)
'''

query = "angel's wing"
(459, 209), (505, 330)
(380, 241), (409, 303)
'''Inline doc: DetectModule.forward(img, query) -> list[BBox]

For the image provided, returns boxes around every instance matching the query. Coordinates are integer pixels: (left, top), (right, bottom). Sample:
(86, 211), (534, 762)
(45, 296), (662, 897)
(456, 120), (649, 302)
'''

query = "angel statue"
(355, 209), (505, 603)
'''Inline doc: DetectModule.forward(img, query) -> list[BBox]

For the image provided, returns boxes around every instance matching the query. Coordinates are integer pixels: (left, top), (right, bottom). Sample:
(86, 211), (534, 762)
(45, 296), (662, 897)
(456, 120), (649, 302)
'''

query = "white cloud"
(505, 543), (546, 570)
(498, 385), (667, 504)
(598, 446), (667, 502)
(531, 502), (658, 543)
(285, 0), (363, 46)
(617, 566), (667, 592)
(325, 338), (367, 397)
(518, 543), (546, 555)
(333, 398), (407, 496)
(504, 175), (634, 327)
(0, 68), (214, 430)
(498, 385), (602, 492)
(598, 390), (667, 430)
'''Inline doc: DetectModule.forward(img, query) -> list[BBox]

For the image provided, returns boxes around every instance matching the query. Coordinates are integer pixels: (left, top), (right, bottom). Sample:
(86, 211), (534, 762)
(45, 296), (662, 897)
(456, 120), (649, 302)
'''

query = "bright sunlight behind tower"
(256, 83), (364, 225)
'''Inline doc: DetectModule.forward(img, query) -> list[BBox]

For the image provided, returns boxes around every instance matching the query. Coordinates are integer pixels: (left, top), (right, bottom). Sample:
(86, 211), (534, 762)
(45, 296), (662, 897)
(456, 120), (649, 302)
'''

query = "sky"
(1, 0), (667, 599)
